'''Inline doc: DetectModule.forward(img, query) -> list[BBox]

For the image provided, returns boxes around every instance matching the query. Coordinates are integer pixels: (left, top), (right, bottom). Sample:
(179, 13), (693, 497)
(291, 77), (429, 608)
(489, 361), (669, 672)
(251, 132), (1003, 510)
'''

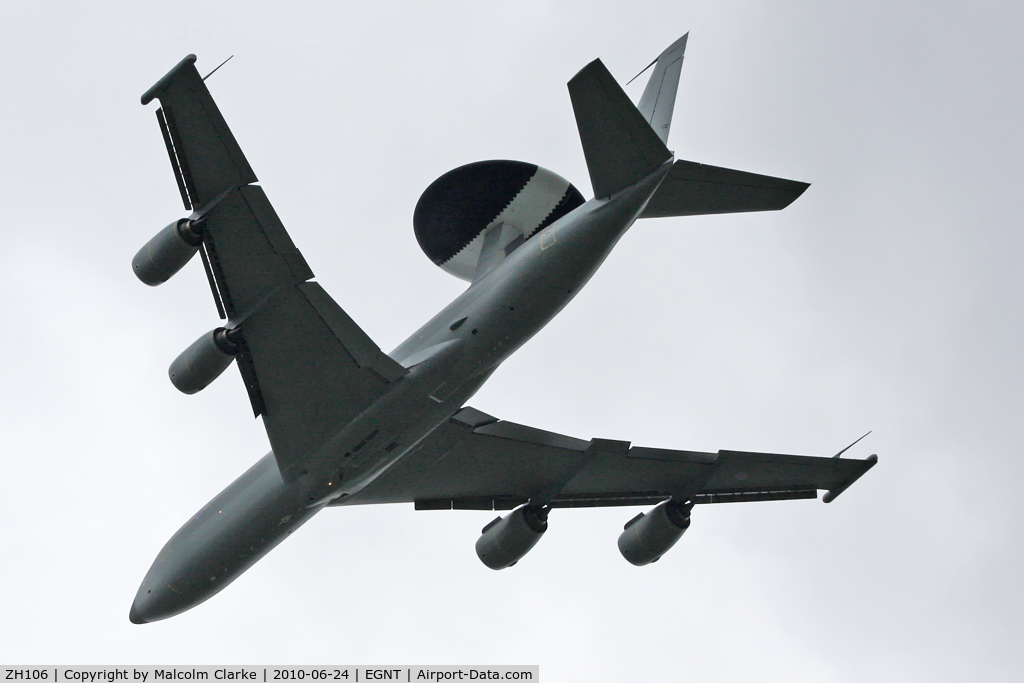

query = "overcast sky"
(1, 1), (1021, 680)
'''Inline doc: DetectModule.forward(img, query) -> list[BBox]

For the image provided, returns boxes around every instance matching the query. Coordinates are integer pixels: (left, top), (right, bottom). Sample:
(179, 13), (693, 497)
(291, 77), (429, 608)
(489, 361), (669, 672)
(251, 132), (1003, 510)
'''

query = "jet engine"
(617, 499), (692, 566)
(475, 504), (549, 570)
(132, 218), (204, 286)
(169, 327), (240, 394)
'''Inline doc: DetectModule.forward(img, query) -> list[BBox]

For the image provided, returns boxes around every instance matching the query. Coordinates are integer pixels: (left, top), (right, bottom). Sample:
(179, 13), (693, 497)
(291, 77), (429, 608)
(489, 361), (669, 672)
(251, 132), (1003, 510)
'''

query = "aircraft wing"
(142, 56), (406, 476)
(141, 54), (314, 317)
(339, 407), (877, 509)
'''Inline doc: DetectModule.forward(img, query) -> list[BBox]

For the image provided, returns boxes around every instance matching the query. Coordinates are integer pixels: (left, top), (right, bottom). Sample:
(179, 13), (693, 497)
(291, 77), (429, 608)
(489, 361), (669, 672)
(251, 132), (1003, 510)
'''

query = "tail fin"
(627, 33), (811, 219)
(568, 59), (672, 199)
(568, 34), (809, 215)
(637, 33), (688, 145)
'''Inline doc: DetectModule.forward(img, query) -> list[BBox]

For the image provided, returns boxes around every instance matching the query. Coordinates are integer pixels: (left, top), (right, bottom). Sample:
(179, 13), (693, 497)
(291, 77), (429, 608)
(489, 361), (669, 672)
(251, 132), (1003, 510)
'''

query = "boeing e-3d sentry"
(129, 34), (876, 623)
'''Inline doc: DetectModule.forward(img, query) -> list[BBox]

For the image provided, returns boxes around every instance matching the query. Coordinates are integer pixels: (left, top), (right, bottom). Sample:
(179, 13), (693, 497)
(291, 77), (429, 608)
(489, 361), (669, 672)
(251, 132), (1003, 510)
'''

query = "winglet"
(822, 454), (878, 503)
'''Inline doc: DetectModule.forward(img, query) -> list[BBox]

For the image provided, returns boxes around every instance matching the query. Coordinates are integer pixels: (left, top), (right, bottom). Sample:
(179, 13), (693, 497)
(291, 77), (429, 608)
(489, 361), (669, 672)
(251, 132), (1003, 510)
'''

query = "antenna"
(832, 431), (871, 458)
(203, 55), (234, 81)
(625, 56), (658, 86)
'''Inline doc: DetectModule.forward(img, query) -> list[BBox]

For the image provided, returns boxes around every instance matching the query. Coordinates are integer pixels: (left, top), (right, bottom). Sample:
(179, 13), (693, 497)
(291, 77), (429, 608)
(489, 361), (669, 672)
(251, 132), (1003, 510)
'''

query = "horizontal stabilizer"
(569, 59), (672, 198)
(640, 159), (809, 218)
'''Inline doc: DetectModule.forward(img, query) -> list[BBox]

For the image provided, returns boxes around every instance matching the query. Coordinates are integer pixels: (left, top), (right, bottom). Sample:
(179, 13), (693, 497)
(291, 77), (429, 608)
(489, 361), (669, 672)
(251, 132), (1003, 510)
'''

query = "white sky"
(1, 1), (1021, 680)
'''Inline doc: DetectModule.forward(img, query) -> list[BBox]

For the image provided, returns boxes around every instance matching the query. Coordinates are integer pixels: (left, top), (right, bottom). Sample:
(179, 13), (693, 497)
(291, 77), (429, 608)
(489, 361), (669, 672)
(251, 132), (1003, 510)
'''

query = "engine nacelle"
(617, 499), (692, 566)
(132, 218), (204, 286)
(169, 328), (240, 394)
(475, 504), (549, 570)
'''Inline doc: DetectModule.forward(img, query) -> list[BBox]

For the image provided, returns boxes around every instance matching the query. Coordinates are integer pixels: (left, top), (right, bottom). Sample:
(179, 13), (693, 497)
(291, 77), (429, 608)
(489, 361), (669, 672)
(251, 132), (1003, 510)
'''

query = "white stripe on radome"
(488, 168), (571, 241)
(443, 233), (484, 281)
(441, 167), (573, 282)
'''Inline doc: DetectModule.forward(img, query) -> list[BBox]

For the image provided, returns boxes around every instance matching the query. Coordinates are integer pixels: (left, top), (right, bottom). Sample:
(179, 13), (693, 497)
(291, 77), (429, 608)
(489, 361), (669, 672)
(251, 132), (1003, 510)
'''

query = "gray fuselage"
(129, 161), (673, 623)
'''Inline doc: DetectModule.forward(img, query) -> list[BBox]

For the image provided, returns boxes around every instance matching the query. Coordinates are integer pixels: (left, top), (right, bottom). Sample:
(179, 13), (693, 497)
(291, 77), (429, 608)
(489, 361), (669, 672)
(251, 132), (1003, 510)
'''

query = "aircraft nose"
(129, 570), (201, 624)
(129, 579), (164, 625)
(128, 601), (148, 625)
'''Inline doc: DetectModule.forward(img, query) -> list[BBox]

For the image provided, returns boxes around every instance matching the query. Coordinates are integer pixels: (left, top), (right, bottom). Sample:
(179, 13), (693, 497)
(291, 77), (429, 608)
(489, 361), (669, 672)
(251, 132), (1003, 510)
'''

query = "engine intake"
(617, 499), (692, 566)
(132, 218), (205, 286)
(475, 504), (549, 570)
(169, 327), (240, 394)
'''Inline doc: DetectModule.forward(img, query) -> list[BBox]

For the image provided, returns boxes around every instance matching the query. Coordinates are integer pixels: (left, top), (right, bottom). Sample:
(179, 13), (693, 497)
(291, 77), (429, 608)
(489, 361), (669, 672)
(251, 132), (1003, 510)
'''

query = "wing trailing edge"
(337, 407), (877, 509)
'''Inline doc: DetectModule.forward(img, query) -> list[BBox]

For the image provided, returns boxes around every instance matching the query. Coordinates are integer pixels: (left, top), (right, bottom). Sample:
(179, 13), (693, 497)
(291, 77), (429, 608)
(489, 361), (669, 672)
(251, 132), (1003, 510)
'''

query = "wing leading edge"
(336, 407), (877, 510)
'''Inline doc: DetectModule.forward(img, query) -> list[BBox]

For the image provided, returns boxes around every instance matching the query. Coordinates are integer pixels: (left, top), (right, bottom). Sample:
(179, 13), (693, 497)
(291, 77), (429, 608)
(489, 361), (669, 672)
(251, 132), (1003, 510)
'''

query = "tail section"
(630, 33), (811, 218)
(568, 33), (810, 215)
(637, 33), (688, 145)
(568, 59), (672, 199)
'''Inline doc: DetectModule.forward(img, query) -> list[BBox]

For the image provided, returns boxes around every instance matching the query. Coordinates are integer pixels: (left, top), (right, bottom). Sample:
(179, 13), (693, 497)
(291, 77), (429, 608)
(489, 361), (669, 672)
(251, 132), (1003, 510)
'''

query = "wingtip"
(141, 54), (198, 105)
(822, 453), (878, 503)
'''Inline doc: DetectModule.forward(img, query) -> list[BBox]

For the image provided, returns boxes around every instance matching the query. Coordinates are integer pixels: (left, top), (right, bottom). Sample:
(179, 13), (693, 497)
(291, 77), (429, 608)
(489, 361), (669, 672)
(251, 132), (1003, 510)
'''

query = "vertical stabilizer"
(637, 33), (688, 145)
